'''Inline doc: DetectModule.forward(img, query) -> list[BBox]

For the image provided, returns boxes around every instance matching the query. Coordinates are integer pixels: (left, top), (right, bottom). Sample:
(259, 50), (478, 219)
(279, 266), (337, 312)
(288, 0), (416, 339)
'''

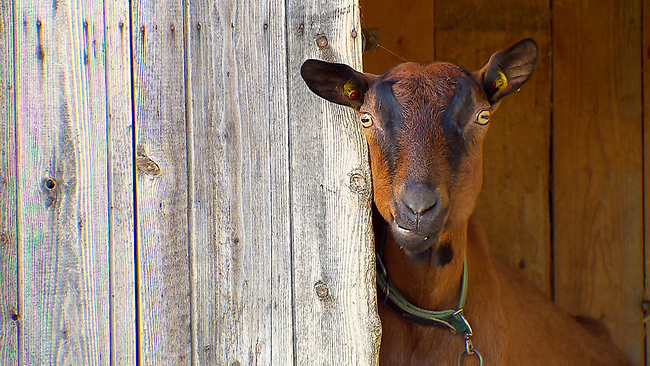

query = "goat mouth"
(389, 217), (440, 254)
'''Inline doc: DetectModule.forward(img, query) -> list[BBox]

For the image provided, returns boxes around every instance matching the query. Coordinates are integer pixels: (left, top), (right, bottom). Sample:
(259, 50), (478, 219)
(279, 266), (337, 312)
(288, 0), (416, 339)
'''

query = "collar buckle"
(452, 309), (472, 336)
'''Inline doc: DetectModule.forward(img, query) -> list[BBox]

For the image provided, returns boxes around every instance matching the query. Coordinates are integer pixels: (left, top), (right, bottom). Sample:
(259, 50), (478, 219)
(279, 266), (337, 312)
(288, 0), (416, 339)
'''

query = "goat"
(301, 39), (631, 365)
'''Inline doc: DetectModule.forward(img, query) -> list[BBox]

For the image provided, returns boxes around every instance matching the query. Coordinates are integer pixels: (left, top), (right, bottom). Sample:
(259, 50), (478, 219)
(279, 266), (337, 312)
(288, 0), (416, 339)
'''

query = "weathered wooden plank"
(435, 0), (552, 296)
(288, 1), (381, 365)
(359, 0), (434, 74)
(131, 0), (191, 363)
(0, 0), (18, 363)
(553, 0), (643, 364)
(104, 1), (136, 364)
(14, 0), (111, 364)
(642, 0), (650, 363)
(185, 0), (293, 364)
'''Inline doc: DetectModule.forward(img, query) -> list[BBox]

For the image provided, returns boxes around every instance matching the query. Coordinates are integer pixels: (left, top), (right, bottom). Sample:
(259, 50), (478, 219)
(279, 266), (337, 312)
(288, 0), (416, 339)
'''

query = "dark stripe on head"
(373, 79), (403, 176)
(440, 77), (473, 171)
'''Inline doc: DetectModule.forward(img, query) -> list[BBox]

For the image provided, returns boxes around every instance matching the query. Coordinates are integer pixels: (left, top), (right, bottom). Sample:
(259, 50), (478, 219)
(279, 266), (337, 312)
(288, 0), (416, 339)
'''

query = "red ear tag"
(492, 81), (497, 89)
(349, 91), (358, 99)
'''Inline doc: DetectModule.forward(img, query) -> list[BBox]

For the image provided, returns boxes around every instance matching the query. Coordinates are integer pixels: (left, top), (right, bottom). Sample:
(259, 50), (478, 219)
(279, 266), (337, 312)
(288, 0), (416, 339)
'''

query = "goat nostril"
(400, 184), (439, 216)
(402, 195), (437, 215)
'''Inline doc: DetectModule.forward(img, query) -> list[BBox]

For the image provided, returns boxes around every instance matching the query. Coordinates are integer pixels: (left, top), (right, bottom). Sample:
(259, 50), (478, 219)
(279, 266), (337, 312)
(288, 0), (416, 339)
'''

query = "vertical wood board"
(553, 0), (643, 363)
(644, 0), (650, 361)
(131, 0), (192, 363)
(104, 1), (137, 364)
(288, 0), (381, 364)
(14, 0), (111, 364)
(0, 0), (17, 363)
(185, 0), (293, 364)
(435, 0), (552, 296)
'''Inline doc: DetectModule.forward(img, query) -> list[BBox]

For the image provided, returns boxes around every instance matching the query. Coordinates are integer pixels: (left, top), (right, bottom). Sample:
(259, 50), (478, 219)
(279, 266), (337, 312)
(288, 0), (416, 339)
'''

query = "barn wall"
(13, 1), (112, 364)
(0, 0), (18, 364)
(552, 1), (643, 364)
(360, 0), (645, 364)
(1, 0), (379, 365)
(105, 1), (137, 363)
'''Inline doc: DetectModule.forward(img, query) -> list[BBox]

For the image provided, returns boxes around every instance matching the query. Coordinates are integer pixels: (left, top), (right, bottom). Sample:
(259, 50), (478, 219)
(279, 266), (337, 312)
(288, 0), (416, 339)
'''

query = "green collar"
(376, 228), (472, 335)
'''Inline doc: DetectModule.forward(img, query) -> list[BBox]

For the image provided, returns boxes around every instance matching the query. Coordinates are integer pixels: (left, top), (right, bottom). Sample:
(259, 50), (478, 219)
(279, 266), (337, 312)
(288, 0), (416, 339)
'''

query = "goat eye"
(360, 113), (374, 128)
(476, 110), (490, 125)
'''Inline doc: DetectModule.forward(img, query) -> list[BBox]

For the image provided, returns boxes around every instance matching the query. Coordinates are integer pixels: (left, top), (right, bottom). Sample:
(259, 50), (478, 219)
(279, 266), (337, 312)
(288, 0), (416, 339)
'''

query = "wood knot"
(137, 155), (161, 176)
(45, 178), (56, 190)
(41, 177), (58, 207)
(348, 170), (369, 195)
(0, 232), (8, 245)
(314, 281), (330, 300)
(316, 35), (328, 48)
(351, 29), (358, 38)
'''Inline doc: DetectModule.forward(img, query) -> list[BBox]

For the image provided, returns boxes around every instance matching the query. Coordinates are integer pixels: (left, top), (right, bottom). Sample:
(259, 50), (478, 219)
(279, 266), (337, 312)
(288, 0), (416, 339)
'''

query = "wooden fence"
(1, 0), (380, 364)
(361, 0), (646, 364)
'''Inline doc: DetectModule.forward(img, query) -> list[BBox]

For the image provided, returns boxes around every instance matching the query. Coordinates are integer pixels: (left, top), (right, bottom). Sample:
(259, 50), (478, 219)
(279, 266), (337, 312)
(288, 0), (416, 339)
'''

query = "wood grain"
(359, 0), (434, 74)
(131, 0), (192, 363)
(14, 0), (111, 364)
(104, 1), (136, 364)
(641, 0), (650, 365)
(0, 0), (17, 363)
(288, 1), (381, 364)
(185, 0), (293, 364)
(553, 0), (643, 364)
(435, 0), (552, 297)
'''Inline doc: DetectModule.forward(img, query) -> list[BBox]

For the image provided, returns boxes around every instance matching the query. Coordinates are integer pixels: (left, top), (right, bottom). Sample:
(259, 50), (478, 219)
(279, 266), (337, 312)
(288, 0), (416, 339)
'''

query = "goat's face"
(360, 63), (490, 254)
(301, 39), (537, 257)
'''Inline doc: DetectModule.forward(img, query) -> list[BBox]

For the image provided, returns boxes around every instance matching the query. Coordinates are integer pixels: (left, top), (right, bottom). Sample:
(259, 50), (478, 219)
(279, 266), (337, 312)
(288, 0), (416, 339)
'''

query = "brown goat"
(301, 39), (631, 365)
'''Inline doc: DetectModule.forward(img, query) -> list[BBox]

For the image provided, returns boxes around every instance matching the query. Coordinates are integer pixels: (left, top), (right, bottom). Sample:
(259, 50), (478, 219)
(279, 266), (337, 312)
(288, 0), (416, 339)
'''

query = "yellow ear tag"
(492, 71), (508, 90)
(343, 79), (359, 100)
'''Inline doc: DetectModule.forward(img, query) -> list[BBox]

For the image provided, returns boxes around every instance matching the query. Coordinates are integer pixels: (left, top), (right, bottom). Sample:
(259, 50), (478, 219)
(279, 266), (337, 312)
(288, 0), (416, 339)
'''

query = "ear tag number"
(344, 79), (359, 100)
(491, 71), (508, 90)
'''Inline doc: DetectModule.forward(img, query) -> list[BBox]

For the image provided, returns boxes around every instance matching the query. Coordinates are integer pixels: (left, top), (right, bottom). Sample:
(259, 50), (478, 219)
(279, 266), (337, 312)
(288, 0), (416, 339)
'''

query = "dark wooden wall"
(360, 0), (645, 364)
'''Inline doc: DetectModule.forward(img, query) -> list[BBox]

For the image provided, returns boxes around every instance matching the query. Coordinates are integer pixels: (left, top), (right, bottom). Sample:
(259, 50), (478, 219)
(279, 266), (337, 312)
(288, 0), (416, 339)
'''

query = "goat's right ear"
(300, 59), (377, 110)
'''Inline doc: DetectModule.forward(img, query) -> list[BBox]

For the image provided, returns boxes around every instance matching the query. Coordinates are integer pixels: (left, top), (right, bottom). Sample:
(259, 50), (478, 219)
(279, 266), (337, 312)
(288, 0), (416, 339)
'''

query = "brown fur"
(378, 218), (631, 365)
(300, 39), (631, 365)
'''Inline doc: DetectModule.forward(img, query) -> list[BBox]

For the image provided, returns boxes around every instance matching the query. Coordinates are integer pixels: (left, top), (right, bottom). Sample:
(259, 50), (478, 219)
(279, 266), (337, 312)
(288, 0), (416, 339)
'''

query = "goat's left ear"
(475, 38), (538, 106)
(301, 59), (378, 110)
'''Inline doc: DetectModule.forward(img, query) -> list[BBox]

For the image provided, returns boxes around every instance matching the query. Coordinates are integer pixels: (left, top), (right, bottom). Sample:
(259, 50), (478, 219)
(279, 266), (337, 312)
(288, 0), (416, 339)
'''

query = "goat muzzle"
(390, 183), (448, 252)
